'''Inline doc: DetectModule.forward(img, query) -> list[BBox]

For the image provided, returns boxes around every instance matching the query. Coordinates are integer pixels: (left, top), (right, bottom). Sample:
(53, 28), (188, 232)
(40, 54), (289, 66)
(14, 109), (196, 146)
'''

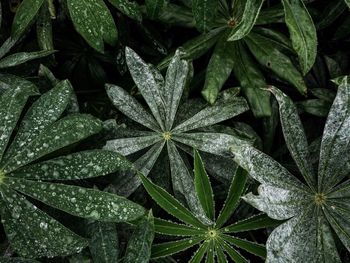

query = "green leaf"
(88, 222), (119, 263)
(167, 141), (211, 225)
(221, 235), (266, 259)
(245, 32), (307, 95)
(36, 1), (54, 51)
(0, 50), (56, 68)
(1, 114), (102, 173)
(318, 76), (350, 191)
(104, 134), (162, 156)
(164, 49), (190, 130)
(124, 211), (155, 263)
(108, 0), (142, 21)
(281, 0), (317, 74)
(125, 47), (166, 130)
(224, 213), (281, 233)
(256, 5), (284, 25)
(146, 0), (167, 19)
(205, 241), (215, 263)
(194, 150), (215, 220)
(0, 74), (37, 95)
(110, 141), (165, 197)
(11, 0), (45, 38)
(215, 243), (228, 263)
(218, 238), (248, 263)
(11, 150), (133, 181)
(202, 37), (235, 104)
(192, 0), (217, 32)
(269, 87), (316, 189)
(139, 173), (206, 228)
(6, 177), (145, 222)
(151, 237), (203, 258)
(4, 80), (72, 159)
(1, 185), (87, 258)
(231, 41), (271, 118)
(154, 218), (205, 236)
(173, 132), (238, 157)
(189, 241), (209, 263)
(265, 206), (320, 262)
(67, 0), (118, 52)
(227, 0), (264, 41)
(216, 167), (248, 228)
(0, 84), (39, 160)
(172, 95), (248, 133)
(106, 84), (161, 132)
(344, 0), (350, 8)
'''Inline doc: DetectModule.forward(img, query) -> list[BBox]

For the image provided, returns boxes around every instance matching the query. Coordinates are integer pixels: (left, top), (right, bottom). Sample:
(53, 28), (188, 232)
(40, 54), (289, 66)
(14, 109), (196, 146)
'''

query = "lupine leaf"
(67, 0), (118, 52)
(281, 0), (317, 75)
(172, 94), (248, 133)
(104, 134), (162, 156)
(108, 0), (142, 21)
(192, 0), (217, 32)
(151, 237), (203, 258)
(125, 47), (166, 130)
(110, 141), (165, 197)
(318, 76), (350, 191)
(215, 243), (228, 263)
(221, 235), (266, 259)
(269, 87), (316, 189)
(1, 114), (102, 173)
(231, 41), (271, 118)
(0, 50), (55, 68)
(224, 214), (281, 233)
(218, 238), (247, 263)
(4, 80), (72, 159)
(0, 74), (37, 95)
(194, 149), (215, 221)
(106, 84), (161, 132)
(205, 241), (215, 263)
(189, 241), (209, 263)
(1, 185), (88, 258)
(0, 84), (39, 160)
(345, 0), (350, 7)
(36, 1), (54, 51)
(265, 206), (319, 263)
(216, 167), (247, 228)
(202, 36), (235, 104)
(11, 150), (133, 180)
(139, 173), (206, 228)
(124, 211), (155, 263)
(167, 141), (211, 225)
(6, 177), (145, 222)
(11, 0), (45, 38)
(88, 222), (119, 263)
(227, 0), (264, 41)
(164, 49), (190, 130)
(245, 32), (307, 95)
(173, 132), (239, 157)
(154, 218), (205, 236)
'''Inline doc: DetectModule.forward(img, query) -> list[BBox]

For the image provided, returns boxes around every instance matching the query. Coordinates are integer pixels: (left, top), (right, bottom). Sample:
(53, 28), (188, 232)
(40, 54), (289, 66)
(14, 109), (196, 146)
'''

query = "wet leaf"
(227, 0), (264, 41)
(192, 0), (217, 32)
(151, 237), (203, 258)
(11, 0), (45, 38)
(0, 50), (55, 69)
(108, 0), (142, 21)
(281, 0), (317, 75)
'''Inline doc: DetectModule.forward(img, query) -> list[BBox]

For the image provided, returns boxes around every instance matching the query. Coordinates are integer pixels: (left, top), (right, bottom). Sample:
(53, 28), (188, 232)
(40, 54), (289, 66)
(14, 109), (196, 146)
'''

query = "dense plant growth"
(0, 0), (349, 262)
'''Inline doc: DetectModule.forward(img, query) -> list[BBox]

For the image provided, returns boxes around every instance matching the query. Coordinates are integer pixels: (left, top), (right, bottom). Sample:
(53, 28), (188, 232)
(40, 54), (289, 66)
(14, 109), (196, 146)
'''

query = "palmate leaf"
(281, 0), (317, 75)
(0, 81), (146, 258)
(227, 0), (264, 41)
(231, 79), (350, 262)
(189, 241), (210, 263)
(151, 237), (203, 258)
(154, 218), (205, 236)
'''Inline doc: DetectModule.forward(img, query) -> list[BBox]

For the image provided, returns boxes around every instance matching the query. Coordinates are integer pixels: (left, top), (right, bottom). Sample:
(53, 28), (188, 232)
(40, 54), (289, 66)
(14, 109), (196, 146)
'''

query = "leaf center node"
(162, 132), (172, 141)
(207, 229), (218, 240)
(314, 193), (326, 206)
(227, 18), (237, 27)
